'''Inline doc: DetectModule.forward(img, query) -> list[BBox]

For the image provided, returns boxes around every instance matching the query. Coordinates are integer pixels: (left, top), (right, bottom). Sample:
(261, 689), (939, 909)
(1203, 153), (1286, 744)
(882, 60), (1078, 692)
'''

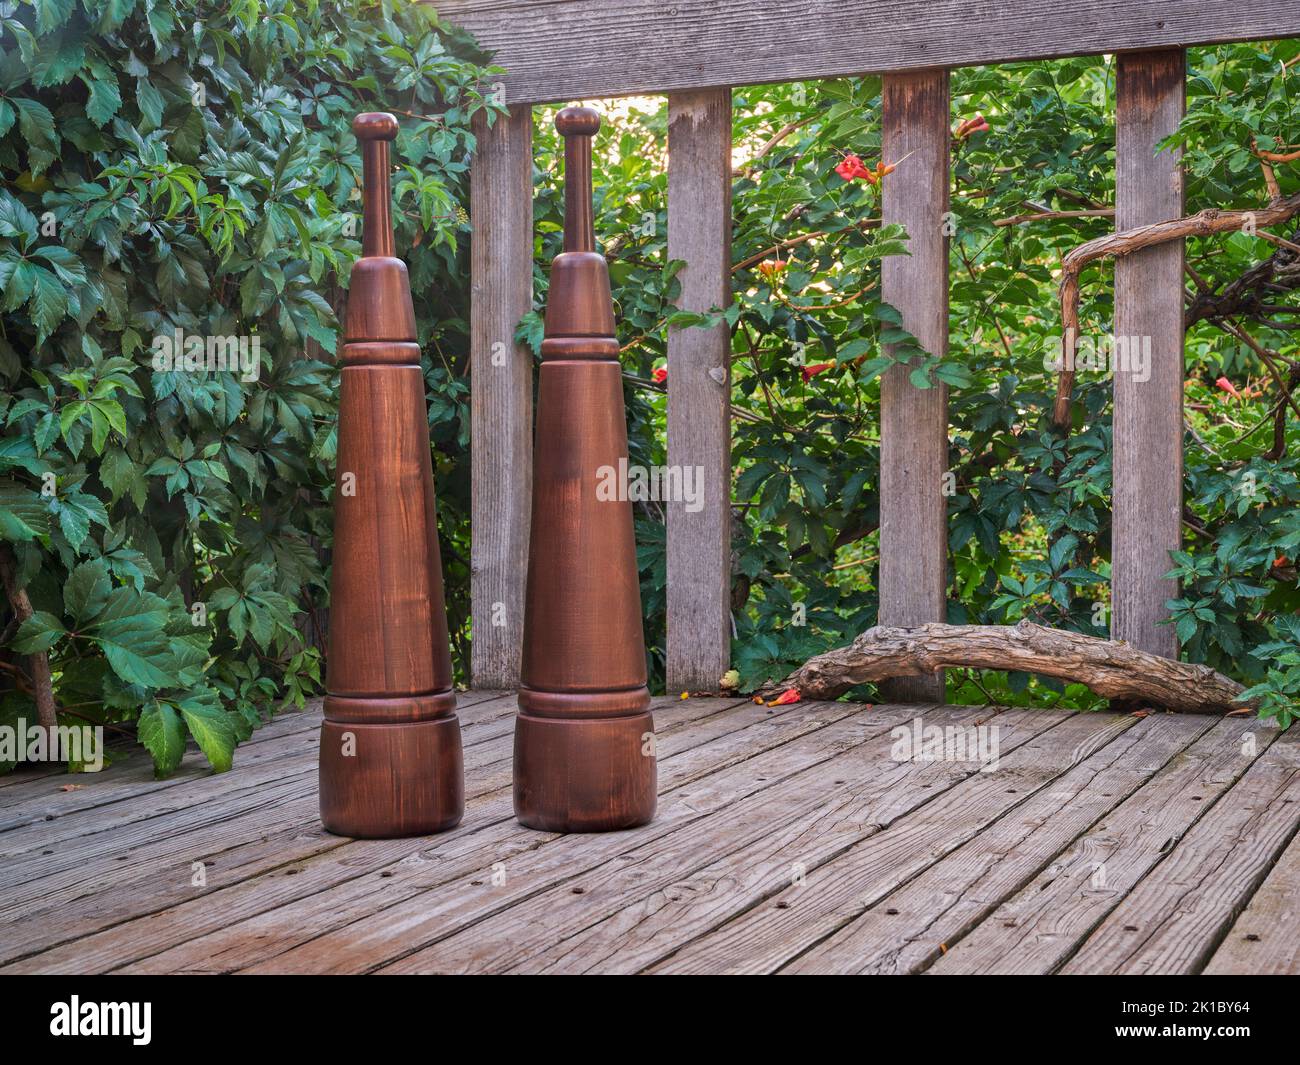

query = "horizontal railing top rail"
(434, 0), (1300, 104)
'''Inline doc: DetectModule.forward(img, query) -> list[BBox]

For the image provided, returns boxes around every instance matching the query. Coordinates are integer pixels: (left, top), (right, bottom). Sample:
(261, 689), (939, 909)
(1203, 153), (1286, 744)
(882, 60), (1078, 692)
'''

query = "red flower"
(1215, 375), (1242, 399)
(757, 258), (788, 281)
(652, 366), (667, 384)
(954, 113), (991, 140)
(834, 153), (874, 182)
(767, 688), (802, 706)
(801, 361), (835, 382)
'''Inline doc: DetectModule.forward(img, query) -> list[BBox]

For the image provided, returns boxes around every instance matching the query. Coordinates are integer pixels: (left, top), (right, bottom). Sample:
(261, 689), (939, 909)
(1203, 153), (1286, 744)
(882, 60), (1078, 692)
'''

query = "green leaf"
(138, 702), (186, 777)
(14, 611), (66, 653)
(84, 72), (123, 127)
(30, 28), (87, 87)
(178, 697), (236, 773)
(0, 482), (49, 541)
(64, 558), (112, 620)
(34, 0), (77, 34)
(135, 77), (164, 130)
(13, 98), (59, 173)
(29, 266), (68, 342)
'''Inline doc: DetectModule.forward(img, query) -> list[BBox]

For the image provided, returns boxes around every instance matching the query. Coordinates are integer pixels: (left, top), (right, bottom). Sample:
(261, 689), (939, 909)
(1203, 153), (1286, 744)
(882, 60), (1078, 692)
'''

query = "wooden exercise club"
(513, 106), (657, 832)
(318, 112), (463, 838)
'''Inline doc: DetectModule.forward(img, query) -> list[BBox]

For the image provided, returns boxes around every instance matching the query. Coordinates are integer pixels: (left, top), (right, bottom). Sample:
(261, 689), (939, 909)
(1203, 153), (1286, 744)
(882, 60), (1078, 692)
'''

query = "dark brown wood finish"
(319, 113), (463, 838)
(514, 107), (656, 833)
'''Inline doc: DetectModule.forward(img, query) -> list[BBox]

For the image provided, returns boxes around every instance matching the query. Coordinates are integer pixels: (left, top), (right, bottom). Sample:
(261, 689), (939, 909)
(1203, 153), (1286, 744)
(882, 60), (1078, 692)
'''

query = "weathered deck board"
(1, 696), (1295, 975)
(647, 710), (1129, 974)
(928, 716), (1274, 974)
(0, 694), (739, 971)
(1204, 798), (1300, 976)
(1060, 727), (1300, 974)
(785, 712), (1211, 974)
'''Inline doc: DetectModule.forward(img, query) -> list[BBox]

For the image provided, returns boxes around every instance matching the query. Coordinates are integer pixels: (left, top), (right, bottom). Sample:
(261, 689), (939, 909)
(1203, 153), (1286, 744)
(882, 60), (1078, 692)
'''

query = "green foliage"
(530, 45), (1299, 720)
(0, 0), (498, 774)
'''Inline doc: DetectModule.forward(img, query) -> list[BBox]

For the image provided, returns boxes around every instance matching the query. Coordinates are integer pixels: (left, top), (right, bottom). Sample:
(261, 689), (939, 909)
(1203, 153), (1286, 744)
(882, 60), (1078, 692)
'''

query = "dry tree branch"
(1052, 191), (1300, 429)
(0, 544), (58, 731)
(755, 620), (1252, 715)
(993, 207), (1114, 228)
(732, 217), (881, 274)
(733, 116), (815, 178)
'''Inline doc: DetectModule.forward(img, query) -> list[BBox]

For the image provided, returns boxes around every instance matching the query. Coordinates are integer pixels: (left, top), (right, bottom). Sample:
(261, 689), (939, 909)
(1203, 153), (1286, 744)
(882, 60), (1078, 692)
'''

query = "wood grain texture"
(322, 114), (460, 838)
(528, 707), (1085, 973)
(432, 1), (1300, 104)
(516, 107), (654, 832)
(1111, 50), (1185, 659)
(1204, 796), (1300, 975)
(470, 104), (534, 688)
(647, 709), (1121, 974)
(378, 704), (933, 974)
(107, 699), (830, 976)
(877, 70), (949, 703)
(1062, 727), (1299, 974)
(0, 696), (728, 973)
(666, 89), (733, 693)
(928, 716), (1270, 974)
(5, 697), (1298, 975)
(758, 620), (1251, 712)
(787, 713), (1208, 973)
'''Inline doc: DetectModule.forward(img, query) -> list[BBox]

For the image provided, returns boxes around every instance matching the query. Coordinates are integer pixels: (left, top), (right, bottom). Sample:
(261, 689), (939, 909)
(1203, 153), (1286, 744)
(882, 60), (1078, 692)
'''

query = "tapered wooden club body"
(514, 107), (656, 832)
(319, 112), (463, 838)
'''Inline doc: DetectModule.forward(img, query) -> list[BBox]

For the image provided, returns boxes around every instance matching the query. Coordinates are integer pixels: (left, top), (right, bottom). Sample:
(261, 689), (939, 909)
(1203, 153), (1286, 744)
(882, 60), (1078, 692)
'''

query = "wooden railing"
(440, 0), (1300, 693)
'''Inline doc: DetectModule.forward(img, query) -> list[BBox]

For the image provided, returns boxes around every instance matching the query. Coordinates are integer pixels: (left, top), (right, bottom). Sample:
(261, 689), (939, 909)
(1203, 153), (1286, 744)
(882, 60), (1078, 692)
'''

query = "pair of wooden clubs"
(319, 110), (655, 838)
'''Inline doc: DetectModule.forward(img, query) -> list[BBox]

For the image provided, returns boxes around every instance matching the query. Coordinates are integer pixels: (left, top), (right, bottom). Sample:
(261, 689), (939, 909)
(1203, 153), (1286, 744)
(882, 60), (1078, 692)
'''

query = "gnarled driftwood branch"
(1052, 191), (1300, 430)
(757, 620), (1253, 715)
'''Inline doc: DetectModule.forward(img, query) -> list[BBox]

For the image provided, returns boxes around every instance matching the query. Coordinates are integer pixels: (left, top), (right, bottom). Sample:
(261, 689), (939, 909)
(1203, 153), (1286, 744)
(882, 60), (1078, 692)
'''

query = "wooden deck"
(1, 692), (1297, 975)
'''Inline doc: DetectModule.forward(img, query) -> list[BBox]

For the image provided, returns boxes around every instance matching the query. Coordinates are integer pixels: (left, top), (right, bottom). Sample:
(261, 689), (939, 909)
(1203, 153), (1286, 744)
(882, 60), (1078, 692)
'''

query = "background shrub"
(0, 0), (498, 774)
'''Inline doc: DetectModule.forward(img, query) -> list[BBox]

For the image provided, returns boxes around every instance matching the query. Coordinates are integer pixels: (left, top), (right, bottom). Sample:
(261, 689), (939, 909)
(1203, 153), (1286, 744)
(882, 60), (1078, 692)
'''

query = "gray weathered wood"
(527, 708), (1088, 974)
(377, 705), (941, 974)
(470, 105), (534, 688)
(1111, 51), (1185, 659)
(434, 1), (1300, 104)
(0, 697), (750, 972)
(127, 702), (884, 975)
(1062, 726), (1298, 974)
(647, 709), (1135, 974)
(787, 713), (1209, 973)
(877, 70), (949, 703)
(928, 716), (1270, 974)
(666, 89), (733, 693)
(5, 695), (1298, 975)
(1204, 791), (1300, 975)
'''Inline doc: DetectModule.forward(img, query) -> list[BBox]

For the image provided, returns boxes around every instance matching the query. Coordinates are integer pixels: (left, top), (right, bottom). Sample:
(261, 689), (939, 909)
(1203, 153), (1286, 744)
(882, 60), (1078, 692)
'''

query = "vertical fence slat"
(878, 70), (950, 703)
(666, 88), (733, 693)
(1113, 50), (1185, 659)
(470, 104), (534, 688)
